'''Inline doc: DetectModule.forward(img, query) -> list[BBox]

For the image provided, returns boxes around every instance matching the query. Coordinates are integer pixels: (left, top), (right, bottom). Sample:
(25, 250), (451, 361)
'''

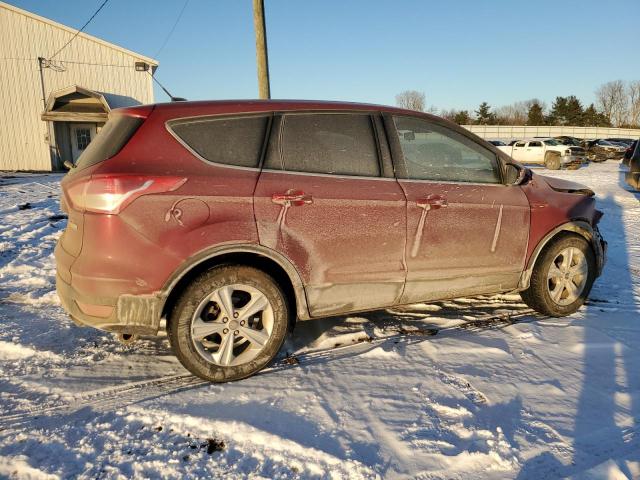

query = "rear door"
(387, 115), (530, 304)
(525, 141), (545, 163)
(254, 112), (406, 317)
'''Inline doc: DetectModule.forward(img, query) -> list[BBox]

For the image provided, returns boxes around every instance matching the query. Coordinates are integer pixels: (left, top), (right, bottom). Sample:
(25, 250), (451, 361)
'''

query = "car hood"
(536, 175), (595, 196)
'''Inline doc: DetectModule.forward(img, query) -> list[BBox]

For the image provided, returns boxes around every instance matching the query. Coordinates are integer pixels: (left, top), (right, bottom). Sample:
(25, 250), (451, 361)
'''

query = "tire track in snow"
(0, 308), (537, 429)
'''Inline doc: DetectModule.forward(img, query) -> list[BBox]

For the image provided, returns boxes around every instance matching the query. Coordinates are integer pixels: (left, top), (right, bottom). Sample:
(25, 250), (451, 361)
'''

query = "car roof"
(137, 99), (423, 117)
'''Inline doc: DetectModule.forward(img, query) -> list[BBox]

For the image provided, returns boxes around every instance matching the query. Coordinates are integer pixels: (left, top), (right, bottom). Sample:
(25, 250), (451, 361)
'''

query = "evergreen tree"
(546, 96), (569, 125)
(527, 102), (545, 125)
(475, 102), (495, 124)
(453, 110), (471, 125)
(583, 103), (612, 127)
(565, 95), (584, 125)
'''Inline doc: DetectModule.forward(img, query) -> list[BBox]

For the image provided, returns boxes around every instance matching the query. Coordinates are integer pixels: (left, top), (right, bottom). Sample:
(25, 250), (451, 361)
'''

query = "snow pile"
(1, 163), (639, 479)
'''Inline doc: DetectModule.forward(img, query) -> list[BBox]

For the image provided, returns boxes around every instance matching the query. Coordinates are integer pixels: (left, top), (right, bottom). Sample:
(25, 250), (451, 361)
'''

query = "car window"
(279, 113), (380, 177)
(543, 139), (559, 146)
(514, 142), (526, 147)
(169, 114), (269, 168)
(528, 141), (543, 147)
(393, 116), (500, 184)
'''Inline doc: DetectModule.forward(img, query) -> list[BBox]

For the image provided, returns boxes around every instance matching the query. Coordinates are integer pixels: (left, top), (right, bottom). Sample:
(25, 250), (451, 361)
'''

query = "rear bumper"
(56, 273), (164, 335)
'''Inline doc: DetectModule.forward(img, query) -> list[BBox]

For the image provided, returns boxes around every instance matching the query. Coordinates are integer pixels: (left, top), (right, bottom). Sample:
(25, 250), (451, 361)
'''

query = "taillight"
(65, 175), (187, 214)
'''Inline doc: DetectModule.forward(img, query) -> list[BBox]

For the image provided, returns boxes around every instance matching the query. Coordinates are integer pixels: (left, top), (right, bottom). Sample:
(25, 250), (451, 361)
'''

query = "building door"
(70, 123), (97, 163)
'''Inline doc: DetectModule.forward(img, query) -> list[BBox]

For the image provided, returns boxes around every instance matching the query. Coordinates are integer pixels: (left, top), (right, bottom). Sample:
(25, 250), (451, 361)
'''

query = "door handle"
(416, 195), (447, 209)
(271, 190), (313, 206)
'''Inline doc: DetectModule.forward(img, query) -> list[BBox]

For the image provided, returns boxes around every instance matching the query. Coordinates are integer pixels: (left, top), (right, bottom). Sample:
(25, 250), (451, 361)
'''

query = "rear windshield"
(75, 115), (144, 170)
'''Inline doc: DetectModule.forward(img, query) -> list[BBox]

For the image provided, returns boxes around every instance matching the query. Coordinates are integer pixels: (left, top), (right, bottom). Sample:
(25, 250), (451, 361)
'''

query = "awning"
(41, 85), (141, 122)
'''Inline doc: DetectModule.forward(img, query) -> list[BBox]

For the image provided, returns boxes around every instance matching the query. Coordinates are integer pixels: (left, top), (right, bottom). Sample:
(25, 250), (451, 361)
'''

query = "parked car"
(604, 137), (636, 147)
(55, 100), (607, 382)
(626, 140), (640, 190)
(496, 138), (586, 169)
(554, 136), (584, 147)
(623, 140), (637, 166)
(583, 139), (626, 162)
(488, 140), (507, 147)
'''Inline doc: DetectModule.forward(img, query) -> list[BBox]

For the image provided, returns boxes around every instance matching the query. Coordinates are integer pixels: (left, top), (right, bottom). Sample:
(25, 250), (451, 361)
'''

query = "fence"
(462, 125), (640, 141)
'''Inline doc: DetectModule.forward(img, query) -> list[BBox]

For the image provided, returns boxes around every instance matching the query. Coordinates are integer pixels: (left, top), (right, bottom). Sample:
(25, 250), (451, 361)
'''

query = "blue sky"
(8, 0), (639, 111)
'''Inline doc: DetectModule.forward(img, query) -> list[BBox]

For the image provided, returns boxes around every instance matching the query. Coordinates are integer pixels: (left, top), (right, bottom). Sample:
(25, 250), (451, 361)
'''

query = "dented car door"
(387, 115), (530, 304)
(254, 112), (407, 317)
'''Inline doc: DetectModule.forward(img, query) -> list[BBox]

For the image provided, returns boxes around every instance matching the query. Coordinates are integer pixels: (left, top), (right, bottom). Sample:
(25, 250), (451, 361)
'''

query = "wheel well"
(162, 252), (298, 332)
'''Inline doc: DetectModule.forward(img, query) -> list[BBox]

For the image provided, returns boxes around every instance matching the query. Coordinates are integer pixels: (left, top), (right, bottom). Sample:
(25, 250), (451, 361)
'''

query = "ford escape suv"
(56, 100), (607, 382)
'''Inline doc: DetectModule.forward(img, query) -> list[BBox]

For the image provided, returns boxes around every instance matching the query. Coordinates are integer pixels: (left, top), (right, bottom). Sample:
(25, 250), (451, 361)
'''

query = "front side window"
(528, 141), (543, 147)
(393, 116), (501, 184)
(279, 113), (380, 177)
(169, 115), (269, 168)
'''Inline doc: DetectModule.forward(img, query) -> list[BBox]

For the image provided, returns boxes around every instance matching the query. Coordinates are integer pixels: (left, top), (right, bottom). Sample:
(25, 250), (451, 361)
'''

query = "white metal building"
(0, 1), (158, 171)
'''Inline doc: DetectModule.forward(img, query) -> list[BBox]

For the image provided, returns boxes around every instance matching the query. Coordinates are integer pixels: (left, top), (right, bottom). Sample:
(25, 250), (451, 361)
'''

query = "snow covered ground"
(0, 161), (638, 479)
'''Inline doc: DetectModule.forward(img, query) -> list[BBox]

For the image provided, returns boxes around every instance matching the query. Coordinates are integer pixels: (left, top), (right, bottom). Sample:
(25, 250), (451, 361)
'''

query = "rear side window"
(75, 115), (143, 170)
(279, 113), (380, 177)
(169, 115), (269, 168)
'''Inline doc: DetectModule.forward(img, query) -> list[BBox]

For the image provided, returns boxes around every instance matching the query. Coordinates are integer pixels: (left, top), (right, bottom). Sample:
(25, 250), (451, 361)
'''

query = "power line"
(154, 0), (190, 58)
(49, 0), (111, 59)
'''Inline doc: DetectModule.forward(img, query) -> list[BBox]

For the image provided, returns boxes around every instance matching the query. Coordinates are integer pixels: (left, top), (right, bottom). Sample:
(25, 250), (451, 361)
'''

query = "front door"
(70, 123), (97, 163)
(525, 140), (545, 163)
(254, 112), (407, 317)
(389, 115), (530, 304)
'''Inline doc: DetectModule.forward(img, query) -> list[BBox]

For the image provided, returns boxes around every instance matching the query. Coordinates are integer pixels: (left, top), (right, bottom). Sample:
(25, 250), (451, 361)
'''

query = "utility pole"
(252, 0), (271, 99)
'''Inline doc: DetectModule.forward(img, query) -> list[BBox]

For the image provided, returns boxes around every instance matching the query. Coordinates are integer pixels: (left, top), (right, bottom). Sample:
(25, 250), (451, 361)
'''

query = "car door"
(526, 141), (545, 163)
(511, 141), (527, 161)
(387, 114), (530, 304)
(254, 112), (407, 317)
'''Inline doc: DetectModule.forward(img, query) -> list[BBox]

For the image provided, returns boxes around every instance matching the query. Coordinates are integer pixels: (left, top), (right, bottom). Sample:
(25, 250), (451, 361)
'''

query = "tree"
(395, 90), (425, 112)
(627, 80), (640, 127)
(527, 102), (545, 125)
(546, 96), (570, 125)
(596, 80), (627, 127)
(454, 110), (471, 125)
(474, 102), (495, 124)
(565, 95), (584, 125)
(582, 103), (611, 127)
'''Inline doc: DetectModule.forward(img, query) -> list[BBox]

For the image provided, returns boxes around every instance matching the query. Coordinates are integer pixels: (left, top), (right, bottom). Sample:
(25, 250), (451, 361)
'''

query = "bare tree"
(596, 80), (627, 127)
(395, 90), (425, 112)
(627, 80), (640, 127)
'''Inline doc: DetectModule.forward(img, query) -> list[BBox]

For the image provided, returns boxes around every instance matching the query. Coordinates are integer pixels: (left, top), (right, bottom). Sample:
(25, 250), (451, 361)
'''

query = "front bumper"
(560, 155), (587, 168)
(593, 226), (607, 275)
(625, 170), (640, 190)
(56, 273), (164, 335)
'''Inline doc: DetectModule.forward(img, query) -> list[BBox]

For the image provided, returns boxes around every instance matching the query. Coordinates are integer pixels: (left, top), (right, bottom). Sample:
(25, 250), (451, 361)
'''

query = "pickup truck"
(494, 138), (586, 169)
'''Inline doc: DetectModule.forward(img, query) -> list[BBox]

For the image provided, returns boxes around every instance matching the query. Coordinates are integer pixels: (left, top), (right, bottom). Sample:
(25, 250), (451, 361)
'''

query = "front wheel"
(520, 234), (596, 317)
(544, 152), (561, 170)
(167, 266), (289, 382)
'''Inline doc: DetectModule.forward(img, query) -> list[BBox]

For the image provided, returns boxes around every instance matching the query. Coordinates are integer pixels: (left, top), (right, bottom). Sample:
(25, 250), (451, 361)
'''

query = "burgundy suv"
(56, 100), (607, 382)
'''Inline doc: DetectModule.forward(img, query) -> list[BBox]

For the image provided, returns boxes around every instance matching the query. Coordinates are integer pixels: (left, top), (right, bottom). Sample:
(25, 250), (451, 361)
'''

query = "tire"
(167, 265), (289, 382)
(520, 234), (596, 317)
(544, 152), (561, 170)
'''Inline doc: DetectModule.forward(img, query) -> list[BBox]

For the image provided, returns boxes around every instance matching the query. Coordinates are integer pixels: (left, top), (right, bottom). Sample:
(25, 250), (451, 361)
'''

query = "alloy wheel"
(546, 247), (589, 306)
(190, 284), (274, 366)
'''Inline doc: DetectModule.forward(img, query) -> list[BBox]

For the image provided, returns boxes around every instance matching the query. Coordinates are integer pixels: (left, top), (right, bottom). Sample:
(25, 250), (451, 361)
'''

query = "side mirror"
(505, 162), (531, 185)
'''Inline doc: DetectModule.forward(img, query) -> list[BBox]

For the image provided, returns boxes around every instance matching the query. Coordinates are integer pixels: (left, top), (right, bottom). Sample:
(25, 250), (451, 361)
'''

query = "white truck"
(495, 138), (586, 170)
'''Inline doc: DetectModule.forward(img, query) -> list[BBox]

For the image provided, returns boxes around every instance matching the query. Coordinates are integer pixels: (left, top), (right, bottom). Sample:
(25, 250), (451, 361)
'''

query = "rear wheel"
(167, 266), (289, 382)
(520, 234), (596, 317)
(544, 152), (561, 170)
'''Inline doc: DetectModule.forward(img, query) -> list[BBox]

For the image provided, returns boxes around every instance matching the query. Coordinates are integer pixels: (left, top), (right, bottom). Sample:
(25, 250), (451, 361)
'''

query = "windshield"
(543, 139), (560, 146)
